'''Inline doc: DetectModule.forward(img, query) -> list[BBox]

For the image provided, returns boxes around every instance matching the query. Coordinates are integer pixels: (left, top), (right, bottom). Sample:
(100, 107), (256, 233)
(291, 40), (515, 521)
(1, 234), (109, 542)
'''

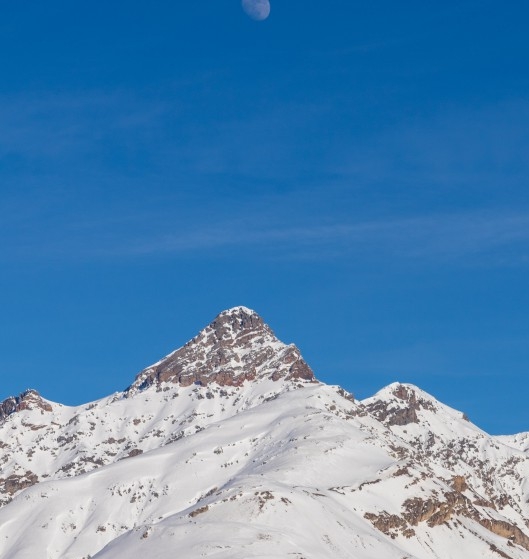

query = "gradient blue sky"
(1, 1), (528, 434)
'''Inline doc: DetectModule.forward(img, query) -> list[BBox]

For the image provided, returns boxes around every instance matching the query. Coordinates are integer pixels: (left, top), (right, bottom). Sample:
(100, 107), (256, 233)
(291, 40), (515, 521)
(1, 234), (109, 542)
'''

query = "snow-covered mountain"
(1, 306), (529, 558)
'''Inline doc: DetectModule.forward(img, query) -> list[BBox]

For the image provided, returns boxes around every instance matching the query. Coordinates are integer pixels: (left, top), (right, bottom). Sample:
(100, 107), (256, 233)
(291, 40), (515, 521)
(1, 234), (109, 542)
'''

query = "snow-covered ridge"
(1, 308), (529, 559)
(498, 432), (529, 453)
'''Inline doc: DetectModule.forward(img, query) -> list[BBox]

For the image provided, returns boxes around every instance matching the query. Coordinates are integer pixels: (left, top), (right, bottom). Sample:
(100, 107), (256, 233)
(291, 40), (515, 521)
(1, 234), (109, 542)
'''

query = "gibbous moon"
(242, 0), (271, 21)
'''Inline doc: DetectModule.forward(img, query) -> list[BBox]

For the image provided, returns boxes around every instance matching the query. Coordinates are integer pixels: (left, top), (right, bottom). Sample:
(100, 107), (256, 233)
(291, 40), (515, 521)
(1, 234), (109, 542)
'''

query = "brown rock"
(127, 307), (315, 393)
(452, 475), (468, 493)
(365, 384), (438, 427)
(1, 471), (38, 495)
(0, 390), (52, 422)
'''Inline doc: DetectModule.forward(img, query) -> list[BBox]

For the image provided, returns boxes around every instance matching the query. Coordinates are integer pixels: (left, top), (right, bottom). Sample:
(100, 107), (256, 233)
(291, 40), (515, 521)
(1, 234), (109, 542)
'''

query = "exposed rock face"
(127, 307), (315, 392)
(0, 471), (38, 496)
(0, 389), (52, 422)
(364, 384), (436, 426)
(402, 493), (529, 552)
(364, 511), (415, 539)
(452, 475), (468, 493)
(363, 488), (529, 554)
(482, 519), (529, 552)
(403, 491), (473, 527)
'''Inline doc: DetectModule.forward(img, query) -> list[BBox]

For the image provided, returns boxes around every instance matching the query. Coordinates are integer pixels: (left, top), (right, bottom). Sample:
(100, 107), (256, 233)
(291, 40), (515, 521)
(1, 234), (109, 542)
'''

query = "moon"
(241, 0), (271, 21)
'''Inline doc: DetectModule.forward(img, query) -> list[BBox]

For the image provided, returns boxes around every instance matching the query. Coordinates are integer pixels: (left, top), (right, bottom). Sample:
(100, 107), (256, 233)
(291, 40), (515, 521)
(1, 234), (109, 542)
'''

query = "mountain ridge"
(1, 307), (529, 558)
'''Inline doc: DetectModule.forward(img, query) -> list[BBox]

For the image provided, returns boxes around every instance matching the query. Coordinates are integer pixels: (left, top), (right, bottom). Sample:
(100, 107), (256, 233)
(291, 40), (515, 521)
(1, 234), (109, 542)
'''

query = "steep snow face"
(2, 309), (529, 559)
(127, 306), (314, 392)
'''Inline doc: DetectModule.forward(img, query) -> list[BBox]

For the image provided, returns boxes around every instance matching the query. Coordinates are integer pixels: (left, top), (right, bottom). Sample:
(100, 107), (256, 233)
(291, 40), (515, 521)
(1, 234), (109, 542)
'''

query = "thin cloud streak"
(7, 209), (528, 267)
(122, 210), (529, 259)
(0, 90), (169, 159)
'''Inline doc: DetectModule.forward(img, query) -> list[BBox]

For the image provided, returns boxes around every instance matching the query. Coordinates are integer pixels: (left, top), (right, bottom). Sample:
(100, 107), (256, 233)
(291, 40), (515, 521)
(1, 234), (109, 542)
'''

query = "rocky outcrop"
(365, 487), (529, 554)
(403, 491), (473, 527)
(481, 519), (529, 552)
(452, 475), (468, 493)
(1, 471), (38, 495)
(0, 390), (52, 422)
(364, 384), (435, 426)
(364, 511), (415, 539)
(401, 492), (529, 552)
(0, 470), (39, 505)
(127, 307), (315, 392)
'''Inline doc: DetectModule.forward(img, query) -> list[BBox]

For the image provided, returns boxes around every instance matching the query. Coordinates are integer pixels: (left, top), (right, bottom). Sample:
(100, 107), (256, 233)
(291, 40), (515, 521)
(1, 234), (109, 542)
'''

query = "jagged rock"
(403, 491), (483, 527)
(452, 475), (468, 493)
(481, 519), (529, 552)
(401, 491), (529, 552)
(127, 307), (315, 392)
(0, 471), (38, 495)
(0, 390), (52, 422)
(364, 384), (438, 426)
(364, 511), (415, 539)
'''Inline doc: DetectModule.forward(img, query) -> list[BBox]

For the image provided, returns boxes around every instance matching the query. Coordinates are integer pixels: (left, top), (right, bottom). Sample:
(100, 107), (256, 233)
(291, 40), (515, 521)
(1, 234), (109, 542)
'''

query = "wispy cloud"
(4, 205), (529, 268)
(0, 90), (169, 160)
(2, 89), (529, 270)
(120, 209), (529, 264)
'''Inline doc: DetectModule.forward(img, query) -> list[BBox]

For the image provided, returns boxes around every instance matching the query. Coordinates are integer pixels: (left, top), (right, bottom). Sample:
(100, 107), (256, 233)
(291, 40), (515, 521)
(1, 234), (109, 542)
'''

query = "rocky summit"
(127, 306), (314, 392)
(0, 389), (52, 421)
(1, 308), (529, 559)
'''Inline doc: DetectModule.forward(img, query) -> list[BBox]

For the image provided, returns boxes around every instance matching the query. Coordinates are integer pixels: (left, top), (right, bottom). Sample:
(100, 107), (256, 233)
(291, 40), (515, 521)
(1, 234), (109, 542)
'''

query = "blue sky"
(1, 1), (529, 434)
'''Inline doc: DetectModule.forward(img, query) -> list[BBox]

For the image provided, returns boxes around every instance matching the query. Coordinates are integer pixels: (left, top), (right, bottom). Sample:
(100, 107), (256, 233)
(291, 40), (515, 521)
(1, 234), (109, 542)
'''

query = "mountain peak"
(127, 307), (315, 393)
(0, 389), (52, 422)
(218, 305), (257, 316)
(363, 382), (473, 429)
(208, 305), (271, 341)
